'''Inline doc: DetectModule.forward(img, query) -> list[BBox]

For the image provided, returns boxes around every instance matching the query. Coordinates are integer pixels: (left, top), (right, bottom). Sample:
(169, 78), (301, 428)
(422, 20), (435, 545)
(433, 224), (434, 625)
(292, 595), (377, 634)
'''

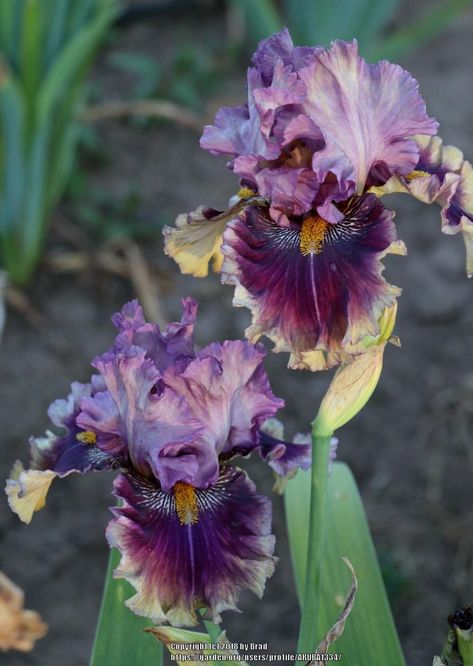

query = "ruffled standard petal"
(255, 167), (319, 217)
(200, 65), (282, 166)
(252, 60), (306, 138)
(112, 297), (197, 371)
(107, 467), (276, 626)
(251, 28), (318, 84)
(201, 30), (316, 165)
(299, 40), (438, 193)
(222, 196), (405, 368)
(81, 346), (209, 490)
(163, 340), (283, 460)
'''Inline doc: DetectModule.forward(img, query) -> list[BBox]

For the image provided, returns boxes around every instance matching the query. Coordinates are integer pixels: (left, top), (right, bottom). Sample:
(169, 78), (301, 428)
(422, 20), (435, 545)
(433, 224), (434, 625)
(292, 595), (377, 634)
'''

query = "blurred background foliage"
(1, 0), (471, 290)
(227, 0), (472, 61)
(0, 0), (117, 286)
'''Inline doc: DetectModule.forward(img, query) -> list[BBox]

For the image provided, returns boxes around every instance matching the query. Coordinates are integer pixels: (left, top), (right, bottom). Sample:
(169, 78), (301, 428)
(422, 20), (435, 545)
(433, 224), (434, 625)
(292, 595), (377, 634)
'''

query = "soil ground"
(1, 6), (473, 665)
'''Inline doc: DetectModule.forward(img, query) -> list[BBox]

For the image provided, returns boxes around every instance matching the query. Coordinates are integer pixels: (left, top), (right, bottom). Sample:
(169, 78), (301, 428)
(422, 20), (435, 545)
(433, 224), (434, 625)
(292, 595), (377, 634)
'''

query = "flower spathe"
(314, 301), (399, 437)
(6, 299), (310, 626)
(164, 29), (442, 369)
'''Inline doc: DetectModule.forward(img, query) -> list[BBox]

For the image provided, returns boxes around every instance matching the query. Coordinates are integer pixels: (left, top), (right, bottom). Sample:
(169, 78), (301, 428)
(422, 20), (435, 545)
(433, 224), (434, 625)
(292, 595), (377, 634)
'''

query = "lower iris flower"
(6, 299), (310, 626)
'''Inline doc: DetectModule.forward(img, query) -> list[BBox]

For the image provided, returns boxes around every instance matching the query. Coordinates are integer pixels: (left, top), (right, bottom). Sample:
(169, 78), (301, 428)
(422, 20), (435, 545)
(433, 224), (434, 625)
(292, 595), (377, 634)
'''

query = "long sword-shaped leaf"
(0, 1), (16, 62)
(37, 3), (116, 124)
(20, 0), (43, 116)
(0, 63), (25, 233)
(354, 0), (402, 56)
(284, 0), (376, 46)
(90, 548), (162, 666)
(285, 462), (406, 665)
(45, 0), (70, 68)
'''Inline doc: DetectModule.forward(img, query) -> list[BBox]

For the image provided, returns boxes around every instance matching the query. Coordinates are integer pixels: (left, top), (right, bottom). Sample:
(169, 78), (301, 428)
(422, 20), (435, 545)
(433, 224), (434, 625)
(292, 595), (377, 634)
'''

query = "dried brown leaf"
(307, 557), (358, 663)
(0, 571), (47, 652)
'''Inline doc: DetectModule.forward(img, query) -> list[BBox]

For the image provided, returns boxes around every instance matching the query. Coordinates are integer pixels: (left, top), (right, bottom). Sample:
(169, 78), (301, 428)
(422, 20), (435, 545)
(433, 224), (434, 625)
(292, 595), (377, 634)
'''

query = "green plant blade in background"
(284, 0), (379, 47)
(0, 0), (117, 286)
(285, 462), (406, 665)
(227, 0), (471, 62)
(351, 0), (401, 55)
(227, 0), (282, 46)
(90, 548), (162, 666)
(369, 0), (473, 61)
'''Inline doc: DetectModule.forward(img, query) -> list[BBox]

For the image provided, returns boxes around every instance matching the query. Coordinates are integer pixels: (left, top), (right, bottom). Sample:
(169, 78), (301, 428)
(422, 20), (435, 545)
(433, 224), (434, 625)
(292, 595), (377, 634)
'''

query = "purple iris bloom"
(164, 29), (443, 371)
(6, 299), (310, 626)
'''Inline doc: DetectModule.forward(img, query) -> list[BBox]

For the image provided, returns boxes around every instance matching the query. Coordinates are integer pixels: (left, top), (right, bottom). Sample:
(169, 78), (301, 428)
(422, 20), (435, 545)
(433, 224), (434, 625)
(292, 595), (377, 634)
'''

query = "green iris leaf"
(285, 461), (406, 665)
(90, 548), (162, 666)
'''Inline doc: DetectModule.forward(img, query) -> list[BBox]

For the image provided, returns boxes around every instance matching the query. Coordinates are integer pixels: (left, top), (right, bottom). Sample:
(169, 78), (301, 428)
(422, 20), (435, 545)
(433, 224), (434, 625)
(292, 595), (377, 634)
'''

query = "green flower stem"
(199, 608), (222, 642)
(296, 430), (333, 656)
(203, 620), (222, 643)
(457, 628), (473, 666)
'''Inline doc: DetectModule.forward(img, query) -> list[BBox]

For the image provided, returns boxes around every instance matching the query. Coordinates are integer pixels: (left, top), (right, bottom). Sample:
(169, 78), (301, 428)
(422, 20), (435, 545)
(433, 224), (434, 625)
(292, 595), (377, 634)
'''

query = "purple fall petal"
(258, 430), (311, 476)
(222, 196), (403, 358)
(107, 467), (276, 626)
(32, 381), (116, 477)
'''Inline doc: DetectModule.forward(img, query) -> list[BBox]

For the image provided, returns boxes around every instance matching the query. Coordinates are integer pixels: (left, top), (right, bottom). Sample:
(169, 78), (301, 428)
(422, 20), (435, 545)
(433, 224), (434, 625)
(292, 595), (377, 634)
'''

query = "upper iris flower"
(6, 299), (310, 627)
(164, 29), (445, 371)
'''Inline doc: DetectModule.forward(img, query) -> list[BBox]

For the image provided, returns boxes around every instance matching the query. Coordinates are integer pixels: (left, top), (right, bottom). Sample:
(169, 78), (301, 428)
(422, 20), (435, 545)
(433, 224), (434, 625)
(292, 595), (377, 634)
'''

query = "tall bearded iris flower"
(6, 299), (310, 626)
(163, 29), (454, 371)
